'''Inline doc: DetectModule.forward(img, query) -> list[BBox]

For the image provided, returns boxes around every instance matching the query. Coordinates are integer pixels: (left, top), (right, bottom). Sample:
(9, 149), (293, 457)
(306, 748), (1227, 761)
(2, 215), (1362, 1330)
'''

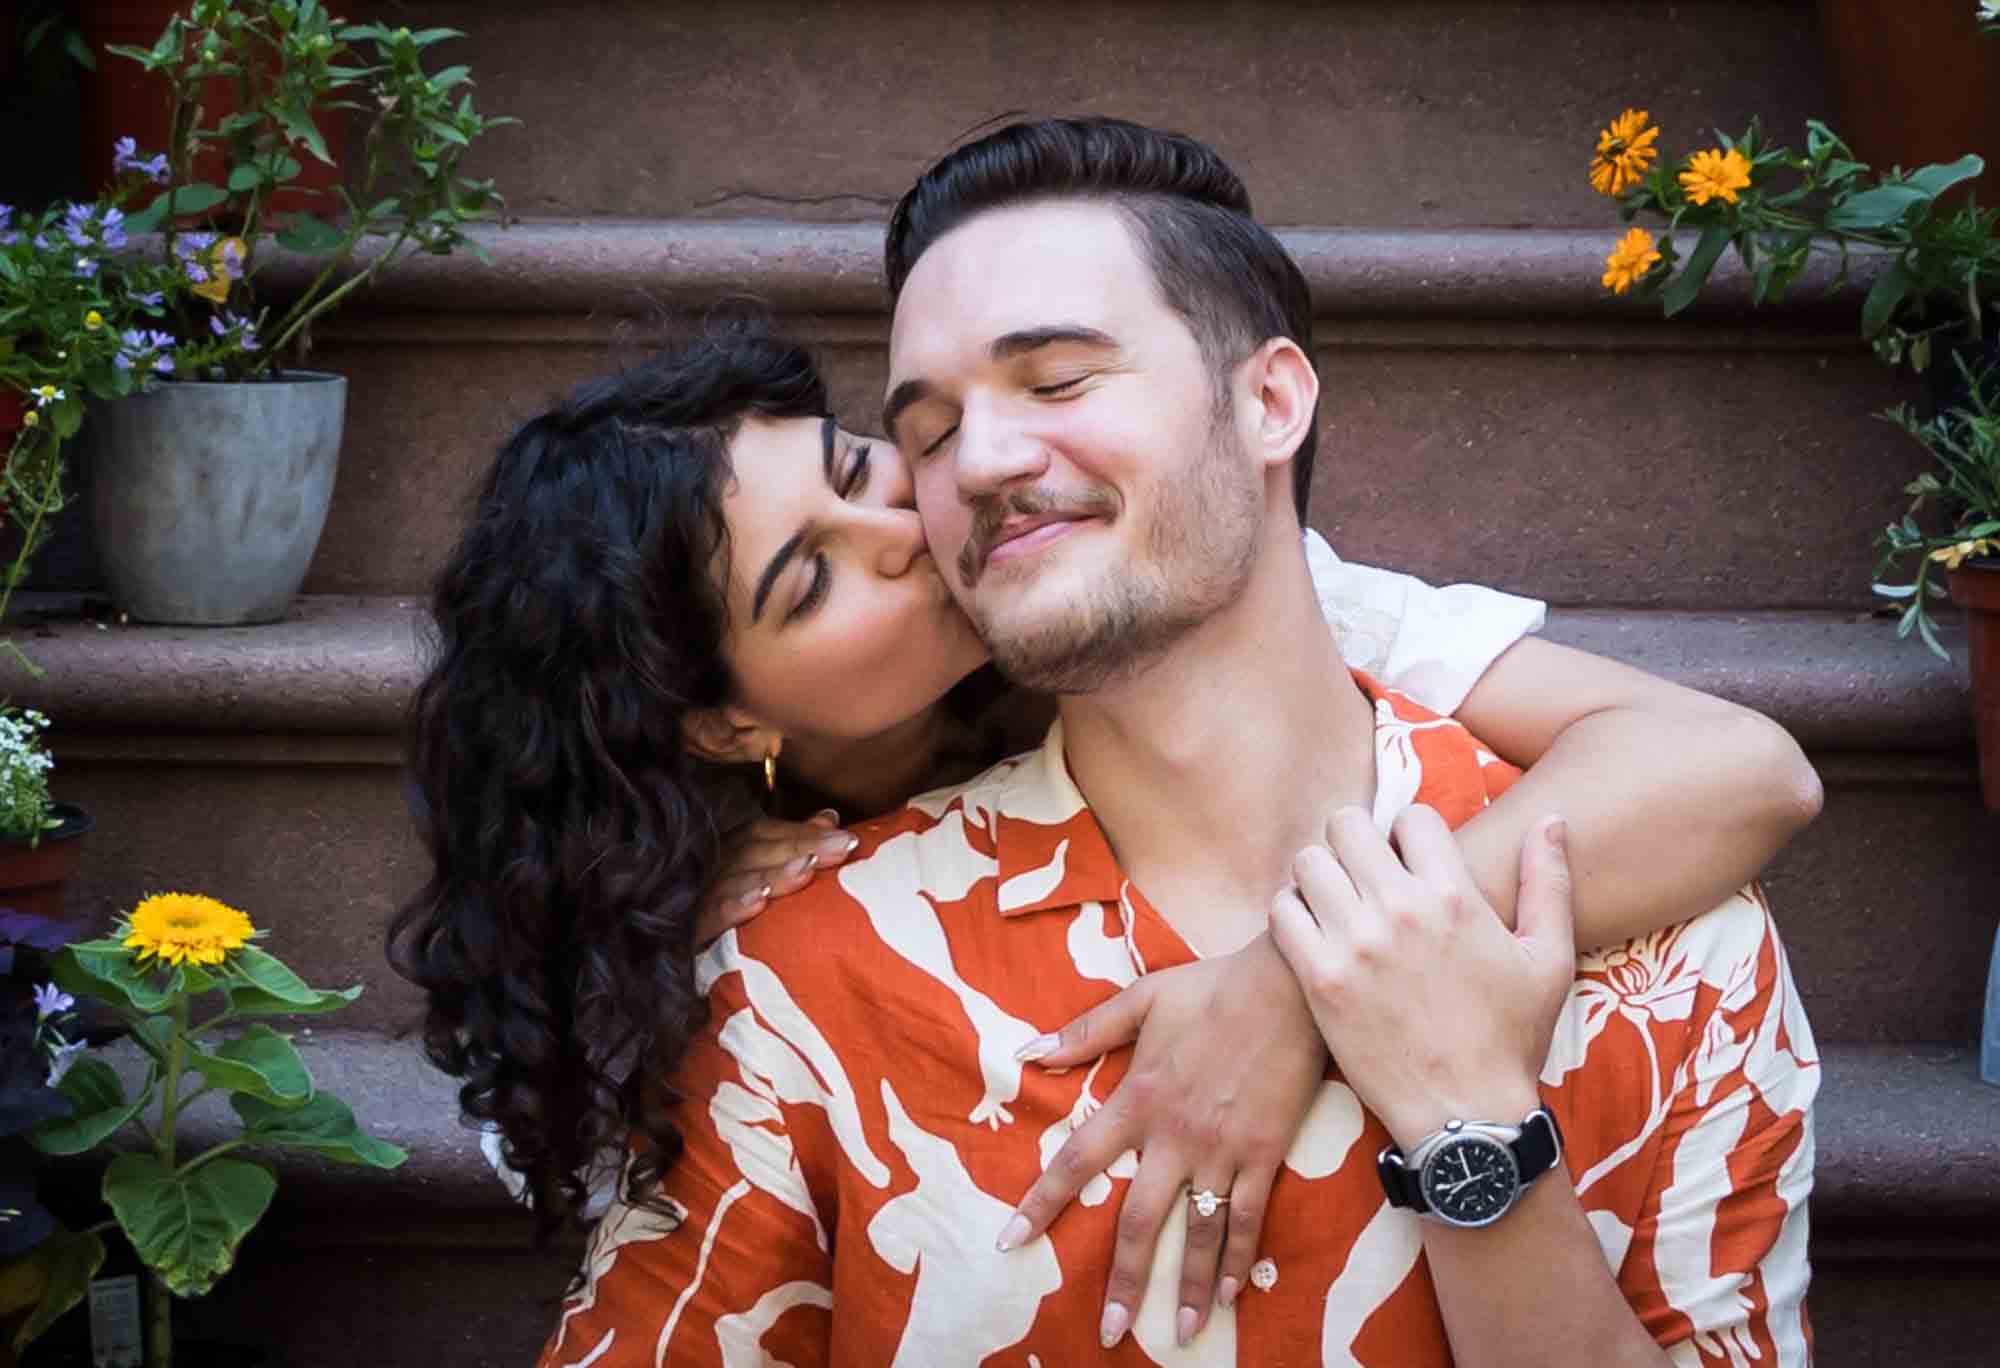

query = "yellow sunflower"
(1590, 109), (1660, 196)
(123, 892), (258, 967)
(1601, 227), (1663, 295)
(1679, 147), (1753, 207)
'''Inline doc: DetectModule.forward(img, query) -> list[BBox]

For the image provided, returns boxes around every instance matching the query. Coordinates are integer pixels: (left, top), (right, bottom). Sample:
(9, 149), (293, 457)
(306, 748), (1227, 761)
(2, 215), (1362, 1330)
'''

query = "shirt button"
(1249, 1258), (1278, 1291)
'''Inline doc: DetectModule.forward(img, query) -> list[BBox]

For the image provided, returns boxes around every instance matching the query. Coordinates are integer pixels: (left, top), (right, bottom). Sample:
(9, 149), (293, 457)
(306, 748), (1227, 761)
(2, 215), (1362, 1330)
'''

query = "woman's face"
(717, 414), (991, 744)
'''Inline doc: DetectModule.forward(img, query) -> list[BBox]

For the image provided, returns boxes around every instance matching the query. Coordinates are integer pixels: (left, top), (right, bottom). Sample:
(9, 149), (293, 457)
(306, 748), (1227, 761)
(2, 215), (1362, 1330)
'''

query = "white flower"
(46, 1038), (88, 1088)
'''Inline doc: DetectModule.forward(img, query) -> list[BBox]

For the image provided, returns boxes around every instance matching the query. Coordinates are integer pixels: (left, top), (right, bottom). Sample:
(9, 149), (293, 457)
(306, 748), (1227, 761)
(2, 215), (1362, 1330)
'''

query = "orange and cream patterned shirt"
(539, 676), (1819, 1367)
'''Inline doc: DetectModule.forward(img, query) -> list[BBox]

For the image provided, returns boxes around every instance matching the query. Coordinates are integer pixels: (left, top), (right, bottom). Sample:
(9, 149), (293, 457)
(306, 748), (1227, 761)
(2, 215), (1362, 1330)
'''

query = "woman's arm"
(1451, 637), (1823, 945)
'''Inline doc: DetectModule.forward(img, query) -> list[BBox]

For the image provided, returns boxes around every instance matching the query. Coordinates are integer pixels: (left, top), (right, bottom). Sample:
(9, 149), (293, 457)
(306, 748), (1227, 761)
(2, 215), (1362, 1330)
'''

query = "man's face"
(884, 201), (1263, 693)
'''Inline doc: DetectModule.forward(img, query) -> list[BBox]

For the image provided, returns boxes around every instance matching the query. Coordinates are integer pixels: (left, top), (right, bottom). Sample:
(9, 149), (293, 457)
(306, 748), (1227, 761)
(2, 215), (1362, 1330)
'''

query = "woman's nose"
(849, 502), (927, 580)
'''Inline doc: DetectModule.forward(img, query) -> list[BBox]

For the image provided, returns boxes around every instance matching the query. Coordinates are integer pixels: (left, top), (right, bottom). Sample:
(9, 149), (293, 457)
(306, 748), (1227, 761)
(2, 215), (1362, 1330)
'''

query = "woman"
(389, 323), (1818, 1325)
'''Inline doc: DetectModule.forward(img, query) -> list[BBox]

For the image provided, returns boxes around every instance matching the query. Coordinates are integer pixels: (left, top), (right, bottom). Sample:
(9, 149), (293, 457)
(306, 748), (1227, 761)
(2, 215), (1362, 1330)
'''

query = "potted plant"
(80, 0), (512, 625)
(1586, 103), (2000, 808)
(1, 890), (403, 1365)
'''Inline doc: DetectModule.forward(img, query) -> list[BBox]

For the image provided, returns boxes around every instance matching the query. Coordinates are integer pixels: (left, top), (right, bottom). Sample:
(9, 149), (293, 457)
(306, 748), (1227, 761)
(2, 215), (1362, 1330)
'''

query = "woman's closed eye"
(1031, 375), (1088, 397)
(788, 551), (831, 623)
(841, 442), (872, 497)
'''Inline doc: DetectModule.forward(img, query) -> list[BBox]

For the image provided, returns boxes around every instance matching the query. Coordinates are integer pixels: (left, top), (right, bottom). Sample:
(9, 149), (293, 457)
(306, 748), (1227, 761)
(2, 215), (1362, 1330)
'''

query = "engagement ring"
(1189, 1188), (1230, 1218)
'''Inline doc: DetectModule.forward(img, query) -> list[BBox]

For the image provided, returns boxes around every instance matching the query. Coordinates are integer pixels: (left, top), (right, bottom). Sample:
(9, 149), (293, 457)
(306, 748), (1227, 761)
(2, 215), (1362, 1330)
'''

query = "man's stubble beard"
(974, 401), (1262, 695)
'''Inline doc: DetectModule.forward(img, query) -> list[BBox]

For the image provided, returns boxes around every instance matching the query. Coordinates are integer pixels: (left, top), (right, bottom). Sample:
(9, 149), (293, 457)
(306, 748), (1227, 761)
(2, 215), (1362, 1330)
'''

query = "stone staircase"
(13, 1), (2000, 1363)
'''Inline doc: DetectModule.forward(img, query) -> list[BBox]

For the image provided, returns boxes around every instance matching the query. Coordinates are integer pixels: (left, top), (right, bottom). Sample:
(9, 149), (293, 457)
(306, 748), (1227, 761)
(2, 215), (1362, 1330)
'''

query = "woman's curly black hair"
(388, 323), (829, 1233)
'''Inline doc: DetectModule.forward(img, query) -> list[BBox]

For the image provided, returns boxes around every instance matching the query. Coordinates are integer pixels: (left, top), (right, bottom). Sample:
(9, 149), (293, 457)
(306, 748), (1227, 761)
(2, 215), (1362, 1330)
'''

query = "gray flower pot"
(86, 372), (346, 625)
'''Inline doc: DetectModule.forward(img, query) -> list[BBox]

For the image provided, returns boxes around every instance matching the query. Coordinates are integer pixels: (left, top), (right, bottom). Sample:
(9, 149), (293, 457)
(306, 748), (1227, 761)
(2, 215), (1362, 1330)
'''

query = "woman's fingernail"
(1176, 1305), (1198, 1346)
(1100, 1302), (1131, 1349)
(995, 1212), (1030, 1252)
(811, 808), (841, 826)
(786, 852), (817, 877)
(1218, 1276), (1240, 1309)
(1014, 1033), (1059, 1063)
(739, 885), (769, 908)
(819, 833), (856, 860)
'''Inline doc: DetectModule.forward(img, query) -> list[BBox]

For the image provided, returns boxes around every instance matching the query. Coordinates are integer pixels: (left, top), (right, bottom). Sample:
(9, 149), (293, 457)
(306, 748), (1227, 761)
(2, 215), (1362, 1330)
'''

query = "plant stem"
(148, 994), (189, 1368)
(177, 1137), (245, 1174)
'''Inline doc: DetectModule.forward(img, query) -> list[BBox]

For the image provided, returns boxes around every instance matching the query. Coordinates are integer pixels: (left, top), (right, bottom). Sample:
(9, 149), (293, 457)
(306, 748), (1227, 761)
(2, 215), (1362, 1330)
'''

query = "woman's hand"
(694, 812), (860, 947)
(1269, 806), (1574, 1150)
(999, 936), (1327, 1349)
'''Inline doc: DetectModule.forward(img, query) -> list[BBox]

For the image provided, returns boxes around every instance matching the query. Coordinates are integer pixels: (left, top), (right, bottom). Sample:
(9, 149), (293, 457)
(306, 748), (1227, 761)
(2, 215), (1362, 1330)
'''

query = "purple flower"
(99, 207), (127, 251)
(112, 136), (139, 170)
(75, 257), (99, 279)
(132, 290), (164, 310)
(114, 352), (134, 371)
(184, 262), (209, 284)
(152, 353), (176, 375)
(32, 983), (73, 1020)
(63, 202), (94, 247)
(209, 314), (227, 336)
(173, 231), (216, 262)
(146, 330), (175, 350)
(0, 204), (11, 230)
(240, 325), (259, 353)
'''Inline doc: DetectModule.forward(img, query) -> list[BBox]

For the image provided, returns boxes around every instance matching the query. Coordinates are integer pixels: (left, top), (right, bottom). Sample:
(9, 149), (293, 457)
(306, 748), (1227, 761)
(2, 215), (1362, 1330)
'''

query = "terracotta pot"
(1949, 560), (2000, 812)
(77, 0), (346, 213)
(0, 802), (92, 920)
(1816, 0), (2000, 205)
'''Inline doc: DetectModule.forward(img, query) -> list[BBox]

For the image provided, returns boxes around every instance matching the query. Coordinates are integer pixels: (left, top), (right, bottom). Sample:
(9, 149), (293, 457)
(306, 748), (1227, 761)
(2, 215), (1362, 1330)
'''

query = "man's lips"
(979, 513), (1091, 574)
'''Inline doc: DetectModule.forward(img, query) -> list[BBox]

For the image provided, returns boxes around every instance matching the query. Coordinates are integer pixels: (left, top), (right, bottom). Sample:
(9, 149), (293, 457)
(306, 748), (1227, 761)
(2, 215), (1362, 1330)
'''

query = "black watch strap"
(1378, 1108), (1565, 1213)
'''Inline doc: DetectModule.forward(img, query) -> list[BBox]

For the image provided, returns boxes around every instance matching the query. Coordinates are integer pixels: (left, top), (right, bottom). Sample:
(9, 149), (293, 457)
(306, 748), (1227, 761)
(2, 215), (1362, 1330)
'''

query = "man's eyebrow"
(989, 325), (1119, 361)
(881, 378), (932, 449)
(750, 416), (832, 626)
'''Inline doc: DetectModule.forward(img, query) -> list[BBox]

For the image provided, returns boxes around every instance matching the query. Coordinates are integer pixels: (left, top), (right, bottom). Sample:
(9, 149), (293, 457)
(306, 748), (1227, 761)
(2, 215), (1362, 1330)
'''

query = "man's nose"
(952, 401), (1049, 499)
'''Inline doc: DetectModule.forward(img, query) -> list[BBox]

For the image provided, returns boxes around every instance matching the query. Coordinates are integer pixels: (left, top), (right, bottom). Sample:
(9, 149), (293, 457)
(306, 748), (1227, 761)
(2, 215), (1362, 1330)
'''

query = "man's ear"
(682, 705), (781, 767)
(1239, 337), (1320, 475)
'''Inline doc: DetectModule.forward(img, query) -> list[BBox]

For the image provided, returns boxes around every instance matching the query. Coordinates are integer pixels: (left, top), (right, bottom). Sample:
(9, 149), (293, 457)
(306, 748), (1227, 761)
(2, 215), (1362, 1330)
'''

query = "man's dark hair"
(884, 116), (1318, 520)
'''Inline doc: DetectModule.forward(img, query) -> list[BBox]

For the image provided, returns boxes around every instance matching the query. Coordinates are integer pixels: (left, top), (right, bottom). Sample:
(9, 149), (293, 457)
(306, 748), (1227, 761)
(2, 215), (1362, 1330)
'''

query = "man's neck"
(1057, 531), (1376, 956)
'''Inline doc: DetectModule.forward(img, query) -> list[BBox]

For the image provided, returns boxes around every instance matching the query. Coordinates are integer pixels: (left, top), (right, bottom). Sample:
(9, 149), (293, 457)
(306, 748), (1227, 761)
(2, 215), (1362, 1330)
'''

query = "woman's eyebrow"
(749, 417), (838, 625)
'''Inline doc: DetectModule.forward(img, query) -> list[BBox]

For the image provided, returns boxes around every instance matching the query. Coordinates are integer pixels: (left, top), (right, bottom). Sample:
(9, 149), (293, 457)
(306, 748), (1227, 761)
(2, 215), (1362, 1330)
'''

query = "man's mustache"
(957, 485), (1120, 587)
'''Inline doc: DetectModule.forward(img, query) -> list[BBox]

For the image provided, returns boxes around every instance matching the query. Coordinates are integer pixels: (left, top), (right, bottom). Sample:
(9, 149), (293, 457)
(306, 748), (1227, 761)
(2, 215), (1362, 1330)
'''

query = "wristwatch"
(1377, 1108), (1564, 1228)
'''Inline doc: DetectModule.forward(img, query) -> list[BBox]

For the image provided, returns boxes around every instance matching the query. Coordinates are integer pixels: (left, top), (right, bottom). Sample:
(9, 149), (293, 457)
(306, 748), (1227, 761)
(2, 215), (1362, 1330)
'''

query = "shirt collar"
(982, 717), (1130, 918)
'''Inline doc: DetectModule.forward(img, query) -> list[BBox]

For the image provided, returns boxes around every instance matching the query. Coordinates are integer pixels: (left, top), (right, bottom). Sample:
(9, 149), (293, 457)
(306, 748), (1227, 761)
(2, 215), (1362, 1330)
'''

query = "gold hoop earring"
(764, 750), (778, 794)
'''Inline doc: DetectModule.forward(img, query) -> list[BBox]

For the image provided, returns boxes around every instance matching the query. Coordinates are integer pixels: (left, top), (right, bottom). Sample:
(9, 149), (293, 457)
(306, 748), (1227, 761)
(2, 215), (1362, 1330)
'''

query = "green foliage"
(104, 0), (516, 378)
(2, 1228), (107, 1354)
(1872, 355), (2000, 655)
(14, 913), (401, 1359)
(1596, 112), (2000, 652)
(0, 707), (57, 842)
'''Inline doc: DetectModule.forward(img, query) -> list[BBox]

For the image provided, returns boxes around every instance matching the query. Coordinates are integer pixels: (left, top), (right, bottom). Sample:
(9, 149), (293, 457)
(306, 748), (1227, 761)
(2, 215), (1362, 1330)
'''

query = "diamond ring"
(1188, 1188), (1230, 1219)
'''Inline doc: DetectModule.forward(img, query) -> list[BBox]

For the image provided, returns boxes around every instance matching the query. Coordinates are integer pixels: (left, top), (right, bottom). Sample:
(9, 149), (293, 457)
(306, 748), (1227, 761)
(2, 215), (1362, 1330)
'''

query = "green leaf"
(187, 1025), (312, 1107)
(223, 982), (361, 1018)
(1872, 581), (1920, 599)
(428, 64), (471, 91)
(234, 1092), (407, 1169)
(163, 184), (231, 216)
(122, 198), (169, 235)
(102, 1154), (276, 1298)
(1662, 223), (1733, 317)
(1861, 258), (1917, 338)
(227, 164), (264, 193)
(1826, 184), (1931, 231)
(274, 105), (332, 166)
(407, 27), (465, 46)
(275, 214), (347, 254)
(50, 942), (181, 1014)
(1903, 155), (1985, 201)
(6, 1229), (106, 1352)
(225, 946), (321, 1005)
(30, 1059), (150, 1156)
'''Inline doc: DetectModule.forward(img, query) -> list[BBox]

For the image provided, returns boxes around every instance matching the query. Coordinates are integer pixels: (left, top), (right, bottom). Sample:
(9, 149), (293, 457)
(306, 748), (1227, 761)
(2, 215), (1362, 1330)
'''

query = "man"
(538, 118), (1816, 1366)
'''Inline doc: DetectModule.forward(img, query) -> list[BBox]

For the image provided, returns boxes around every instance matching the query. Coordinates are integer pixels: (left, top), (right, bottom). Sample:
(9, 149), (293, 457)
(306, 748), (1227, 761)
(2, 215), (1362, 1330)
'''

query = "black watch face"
(1419, 1135), (1521, 1227)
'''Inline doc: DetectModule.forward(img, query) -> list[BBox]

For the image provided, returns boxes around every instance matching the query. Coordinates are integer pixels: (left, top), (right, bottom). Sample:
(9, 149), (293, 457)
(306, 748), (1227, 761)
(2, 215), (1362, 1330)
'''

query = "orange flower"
(1679, 148), (1753, 207)
(1590, 109), (1661, 196)
(1601, 227), (1663, 295)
